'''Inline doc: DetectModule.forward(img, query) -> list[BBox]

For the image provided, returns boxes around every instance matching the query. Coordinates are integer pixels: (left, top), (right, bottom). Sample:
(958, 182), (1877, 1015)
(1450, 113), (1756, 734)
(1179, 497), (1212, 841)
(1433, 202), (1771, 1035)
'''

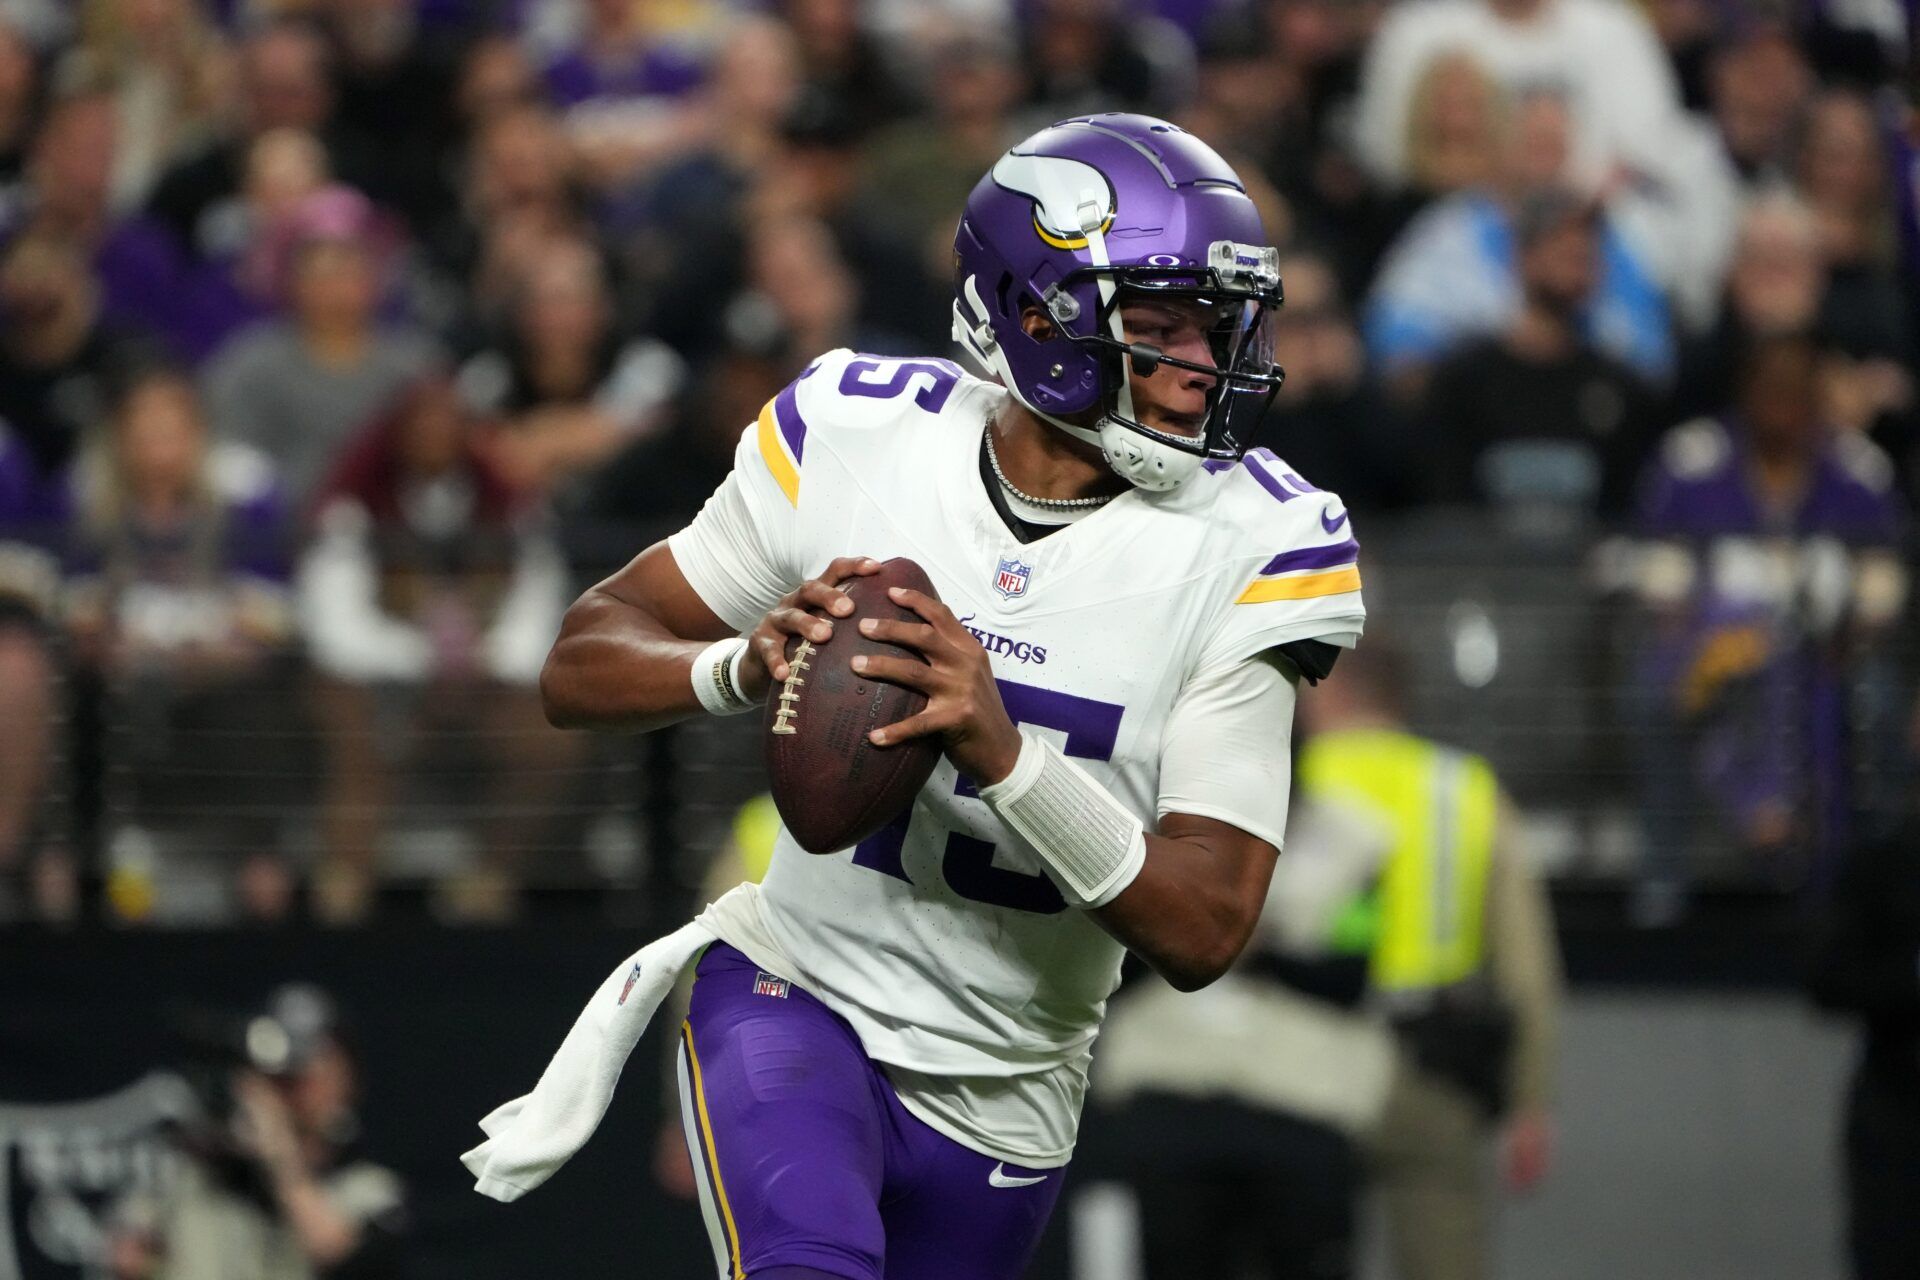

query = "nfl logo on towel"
(617, 960), (643, 1005)
(753, 972), (790, 999)
(993, 556), (1032, 600)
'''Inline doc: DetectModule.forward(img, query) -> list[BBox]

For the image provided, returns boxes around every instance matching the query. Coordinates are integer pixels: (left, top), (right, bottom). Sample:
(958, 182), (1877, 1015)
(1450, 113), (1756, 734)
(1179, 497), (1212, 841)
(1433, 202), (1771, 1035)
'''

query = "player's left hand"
(851, 587), (1024, 786)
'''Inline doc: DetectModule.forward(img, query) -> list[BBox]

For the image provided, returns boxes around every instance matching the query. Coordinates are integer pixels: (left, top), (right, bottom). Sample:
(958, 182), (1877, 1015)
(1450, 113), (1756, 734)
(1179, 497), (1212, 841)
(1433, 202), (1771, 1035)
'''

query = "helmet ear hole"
(994, 272), (1016, 318)
(1014, 293), (1059, 342)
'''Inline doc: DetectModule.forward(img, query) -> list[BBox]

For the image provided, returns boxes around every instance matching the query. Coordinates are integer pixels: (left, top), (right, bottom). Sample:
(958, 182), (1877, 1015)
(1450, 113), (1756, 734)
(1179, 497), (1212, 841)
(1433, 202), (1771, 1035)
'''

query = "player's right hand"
(739, 557), (883, 697)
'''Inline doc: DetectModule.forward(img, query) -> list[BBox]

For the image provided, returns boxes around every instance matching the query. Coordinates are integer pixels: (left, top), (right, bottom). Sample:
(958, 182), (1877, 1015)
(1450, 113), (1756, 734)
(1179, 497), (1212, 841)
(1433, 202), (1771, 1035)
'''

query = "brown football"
(764, 557), (944, 853)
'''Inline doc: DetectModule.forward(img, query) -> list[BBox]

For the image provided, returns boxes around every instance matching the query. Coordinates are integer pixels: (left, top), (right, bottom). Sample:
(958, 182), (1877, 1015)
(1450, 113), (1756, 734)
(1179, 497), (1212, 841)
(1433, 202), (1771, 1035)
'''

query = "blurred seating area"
(0, 0), (1912, 927)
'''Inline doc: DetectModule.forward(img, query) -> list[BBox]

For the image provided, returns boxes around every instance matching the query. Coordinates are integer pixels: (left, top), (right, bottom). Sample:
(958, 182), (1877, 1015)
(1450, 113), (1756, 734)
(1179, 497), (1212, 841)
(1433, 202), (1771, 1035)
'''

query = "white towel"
(460, 914), (719, 1202)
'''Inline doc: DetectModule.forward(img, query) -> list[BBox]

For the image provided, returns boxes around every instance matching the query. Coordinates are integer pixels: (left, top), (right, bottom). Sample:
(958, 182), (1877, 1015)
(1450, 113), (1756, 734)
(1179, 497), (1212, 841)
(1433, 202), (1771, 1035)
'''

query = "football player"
(538, 113), (1365, 1279)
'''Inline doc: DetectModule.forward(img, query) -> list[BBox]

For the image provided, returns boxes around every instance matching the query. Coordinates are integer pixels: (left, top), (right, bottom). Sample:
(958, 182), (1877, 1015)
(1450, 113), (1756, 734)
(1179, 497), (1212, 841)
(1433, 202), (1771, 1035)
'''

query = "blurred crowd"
(0, 0), (1913, 927)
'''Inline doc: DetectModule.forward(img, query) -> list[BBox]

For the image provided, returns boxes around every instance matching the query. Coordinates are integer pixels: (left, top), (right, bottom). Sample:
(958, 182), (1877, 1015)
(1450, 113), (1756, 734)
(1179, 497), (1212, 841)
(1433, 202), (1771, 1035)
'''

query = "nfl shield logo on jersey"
(993, 556), (1032, 600)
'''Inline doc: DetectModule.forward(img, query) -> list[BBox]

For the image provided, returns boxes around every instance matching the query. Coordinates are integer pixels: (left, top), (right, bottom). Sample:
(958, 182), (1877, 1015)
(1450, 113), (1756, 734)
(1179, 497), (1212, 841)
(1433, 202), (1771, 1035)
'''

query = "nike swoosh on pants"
(988, 1162), (1048, 1189)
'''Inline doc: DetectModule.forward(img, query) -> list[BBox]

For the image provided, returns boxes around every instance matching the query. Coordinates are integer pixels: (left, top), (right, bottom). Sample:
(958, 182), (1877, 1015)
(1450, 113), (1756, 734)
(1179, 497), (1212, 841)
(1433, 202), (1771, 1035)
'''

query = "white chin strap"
(952, 199), (1207, 495)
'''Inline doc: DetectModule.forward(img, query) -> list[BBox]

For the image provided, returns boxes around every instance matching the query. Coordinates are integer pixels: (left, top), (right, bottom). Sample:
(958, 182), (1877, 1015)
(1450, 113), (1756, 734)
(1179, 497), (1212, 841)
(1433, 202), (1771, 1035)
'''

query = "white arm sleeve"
(666, 420), (803, 633)
(1155, 650), (1298, 851)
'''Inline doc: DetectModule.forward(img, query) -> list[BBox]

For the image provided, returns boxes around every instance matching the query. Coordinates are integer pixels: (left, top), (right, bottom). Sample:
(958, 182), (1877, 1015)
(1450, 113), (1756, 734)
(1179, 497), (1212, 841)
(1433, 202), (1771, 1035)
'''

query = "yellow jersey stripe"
(1235, 565), (1363, 605)
(756, 401), (800, 506)
(682, 1021), (747, 1279)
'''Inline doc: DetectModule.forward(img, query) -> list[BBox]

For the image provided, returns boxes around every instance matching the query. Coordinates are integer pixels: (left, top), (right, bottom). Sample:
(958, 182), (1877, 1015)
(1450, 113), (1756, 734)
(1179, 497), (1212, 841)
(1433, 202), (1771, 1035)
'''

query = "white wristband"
(979, 732), (1147, 909)
(690, 638), (755, 715)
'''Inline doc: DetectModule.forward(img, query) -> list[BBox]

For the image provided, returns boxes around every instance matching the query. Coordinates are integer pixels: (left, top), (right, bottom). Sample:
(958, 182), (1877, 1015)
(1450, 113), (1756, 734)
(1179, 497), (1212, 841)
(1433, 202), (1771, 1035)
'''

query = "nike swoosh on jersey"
(1320, 506), (1349, 534)
(988, 1163), (1049, 1189)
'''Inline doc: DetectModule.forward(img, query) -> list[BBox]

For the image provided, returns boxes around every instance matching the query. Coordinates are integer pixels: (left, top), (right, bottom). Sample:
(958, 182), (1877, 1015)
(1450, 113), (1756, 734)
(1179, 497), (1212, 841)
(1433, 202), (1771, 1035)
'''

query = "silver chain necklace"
(984, 428), (1113, 511)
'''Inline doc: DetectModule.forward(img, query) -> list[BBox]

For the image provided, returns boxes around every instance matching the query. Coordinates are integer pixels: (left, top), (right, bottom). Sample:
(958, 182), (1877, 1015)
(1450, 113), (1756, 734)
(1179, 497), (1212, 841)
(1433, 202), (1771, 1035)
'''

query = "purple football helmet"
(953, 113), (1284, 491)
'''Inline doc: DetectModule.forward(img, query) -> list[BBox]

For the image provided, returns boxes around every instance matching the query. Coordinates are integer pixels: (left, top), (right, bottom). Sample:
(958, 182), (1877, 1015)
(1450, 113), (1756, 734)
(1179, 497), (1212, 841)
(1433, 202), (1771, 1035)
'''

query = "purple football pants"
(676, 943), (1063, 1280)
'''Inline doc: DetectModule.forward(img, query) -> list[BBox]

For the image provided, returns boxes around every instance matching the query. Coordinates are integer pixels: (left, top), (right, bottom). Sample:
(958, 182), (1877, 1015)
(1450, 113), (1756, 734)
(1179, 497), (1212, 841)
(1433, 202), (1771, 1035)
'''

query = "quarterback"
(530, 114), (1363, 1278)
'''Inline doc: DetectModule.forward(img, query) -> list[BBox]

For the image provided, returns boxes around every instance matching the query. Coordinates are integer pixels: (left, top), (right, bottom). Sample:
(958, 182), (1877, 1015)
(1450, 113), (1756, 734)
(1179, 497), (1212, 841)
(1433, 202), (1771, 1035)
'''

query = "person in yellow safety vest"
(1296, 641), (1563, 1280)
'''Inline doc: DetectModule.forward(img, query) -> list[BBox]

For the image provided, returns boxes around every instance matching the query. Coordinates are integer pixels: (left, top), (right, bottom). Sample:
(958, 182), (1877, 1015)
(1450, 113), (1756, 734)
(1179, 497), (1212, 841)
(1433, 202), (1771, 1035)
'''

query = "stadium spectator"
(1626, 334), (1909, 925)
(298, 373), (575, 923)
(1353, 0), (1683, 196)
(203, 185), (439, 506)
(1671, 195), (1827, 425)
(0, 231), (140, 482)
(1420, 191), (1658, 521)
(1793, 90), (1913, 366)
(128, 984), (410, 1277)
(454, 28), (539, 127)
(718, 213), (911, 374)
(1261, 250), (1417, 513)
(429, 102), (589, 349)
(65, 0), (235, 208)
(1366, 89), (1672, 391)
(574, 347), (787, 557)
(744, 94), (939, 348)
(166, 127), (336, 362)
(540, 0), (705, 111)
(610, 14), (802, 336)
(5, 83), (198, 355)
(1397, 52), (1502, 206)
(456, 236), (682, 507)
(1244, 0), (1380, 278)
(782, 0), (912, 130)
(457, 100), (579, 235)
(1296, 641), (1563, 1280)
(541, 0), (709, 193)
(1021, 0), (1194, 121)
(1706, 24), (1814, 192)
(859, 22), (1022, 278)
(1357, 0), (1738, 328)
(63, 365), (294, 924)
(1293, 48), (1511, 306)
(147, 21), (366, 269)
(1174, 10), (1289, 176)
(307, 0), (464, 234)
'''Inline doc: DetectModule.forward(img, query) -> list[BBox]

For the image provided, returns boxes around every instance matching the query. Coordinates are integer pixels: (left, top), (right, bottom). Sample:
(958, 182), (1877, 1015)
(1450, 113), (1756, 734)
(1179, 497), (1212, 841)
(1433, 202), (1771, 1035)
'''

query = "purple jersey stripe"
(774, 382), (807, 464)
(1260, 537), (1360, 576)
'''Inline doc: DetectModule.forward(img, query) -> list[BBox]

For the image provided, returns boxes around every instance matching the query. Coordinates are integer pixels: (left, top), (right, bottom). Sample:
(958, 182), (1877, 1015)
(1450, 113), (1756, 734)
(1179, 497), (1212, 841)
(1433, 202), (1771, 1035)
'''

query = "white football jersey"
(669, 349), (1365, 1164)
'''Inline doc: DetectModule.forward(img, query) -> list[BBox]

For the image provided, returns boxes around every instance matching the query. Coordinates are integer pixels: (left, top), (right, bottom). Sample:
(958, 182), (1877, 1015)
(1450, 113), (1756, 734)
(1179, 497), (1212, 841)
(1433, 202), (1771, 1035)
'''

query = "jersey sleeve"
(1156, 650), (1297, 850)
(665, 376), (816, 632)
(1198, 496), (1367, 672)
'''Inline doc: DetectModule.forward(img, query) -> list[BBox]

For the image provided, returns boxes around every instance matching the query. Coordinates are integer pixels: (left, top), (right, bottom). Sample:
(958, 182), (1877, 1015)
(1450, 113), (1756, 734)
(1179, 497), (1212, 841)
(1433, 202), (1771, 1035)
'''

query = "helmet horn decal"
(991, 153), (1117, 250)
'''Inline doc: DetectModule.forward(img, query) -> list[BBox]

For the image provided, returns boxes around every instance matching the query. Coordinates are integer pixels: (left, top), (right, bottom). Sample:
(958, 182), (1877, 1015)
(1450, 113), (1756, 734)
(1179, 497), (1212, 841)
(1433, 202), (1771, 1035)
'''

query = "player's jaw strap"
(978, 731), (1147, 909)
